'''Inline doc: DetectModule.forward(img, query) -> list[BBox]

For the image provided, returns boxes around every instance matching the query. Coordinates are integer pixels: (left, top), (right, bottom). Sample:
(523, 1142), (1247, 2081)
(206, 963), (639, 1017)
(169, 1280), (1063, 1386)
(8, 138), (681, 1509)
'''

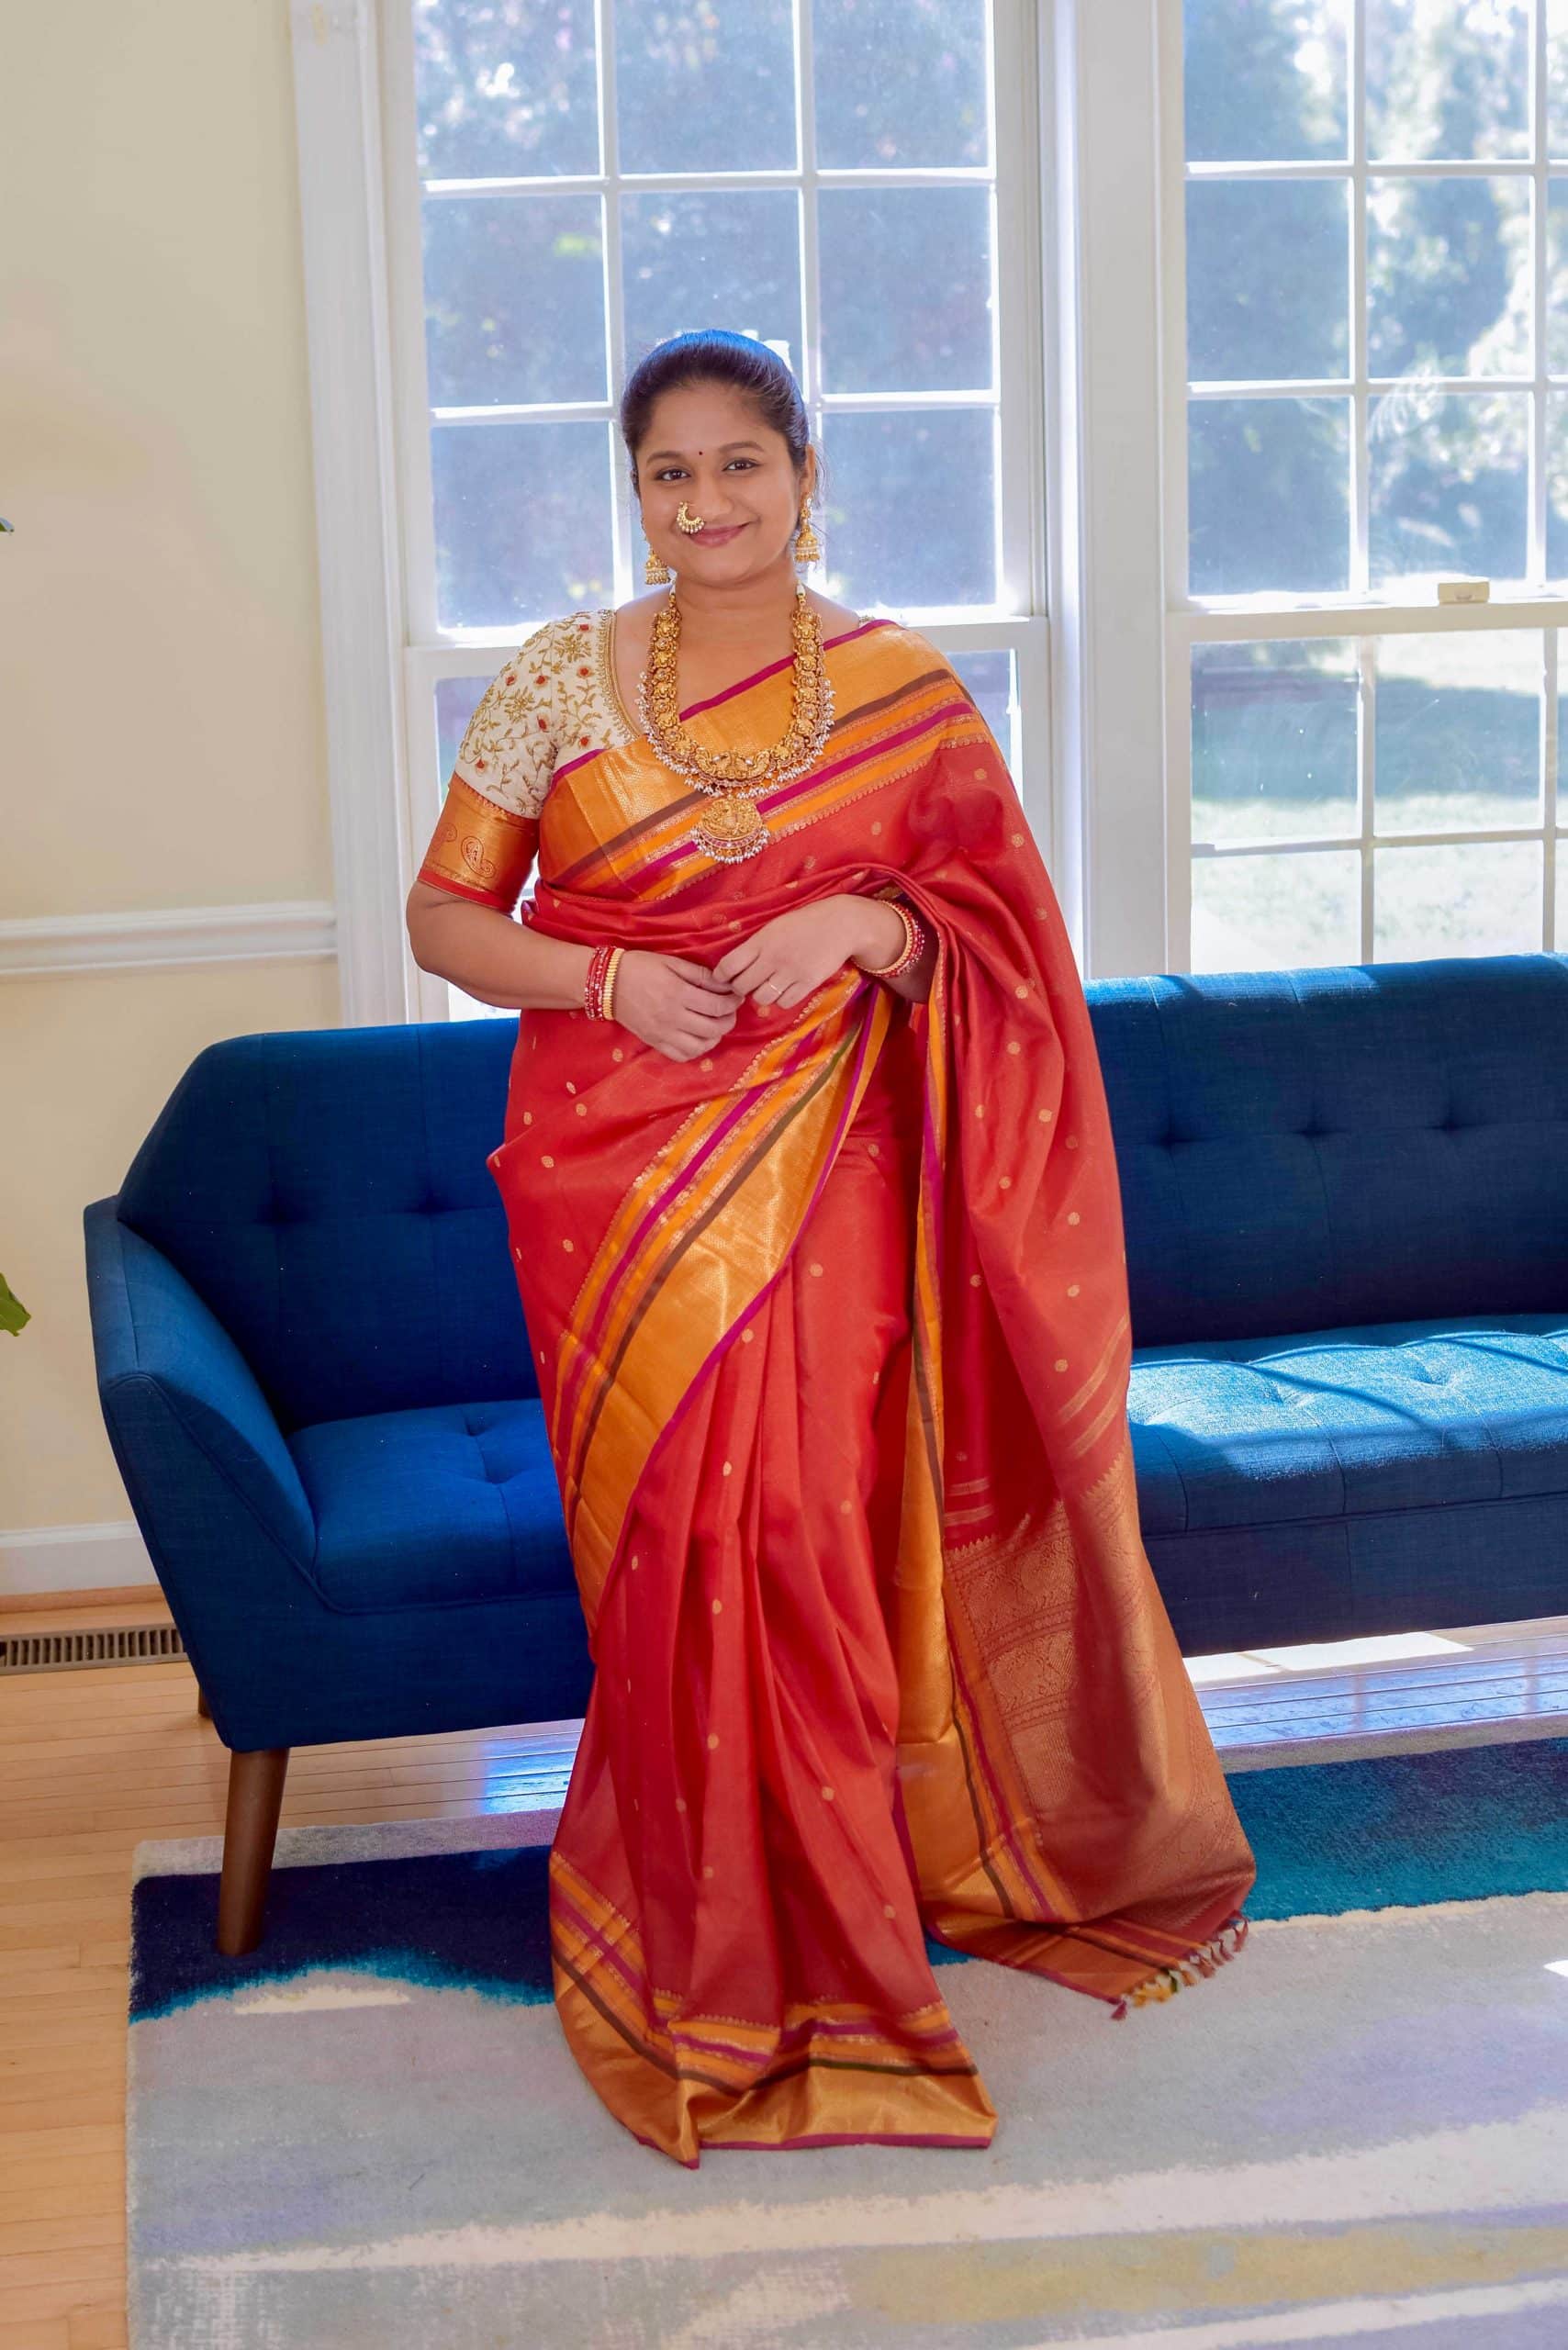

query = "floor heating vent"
(0, 1623), (187, 1674)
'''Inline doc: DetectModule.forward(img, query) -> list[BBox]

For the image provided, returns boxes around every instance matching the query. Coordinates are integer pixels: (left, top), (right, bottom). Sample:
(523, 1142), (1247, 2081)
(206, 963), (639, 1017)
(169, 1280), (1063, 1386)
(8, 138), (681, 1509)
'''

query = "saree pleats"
(493, 617), (1257, 2164)
(547, 1026), (997, 2164)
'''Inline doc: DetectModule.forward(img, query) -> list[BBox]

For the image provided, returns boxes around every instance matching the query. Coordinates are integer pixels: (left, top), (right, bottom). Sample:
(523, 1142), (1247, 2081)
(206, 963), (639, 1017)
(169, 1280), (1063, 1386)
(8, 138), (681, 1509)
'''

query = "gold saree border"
(550, 1850), (997, 2167)
(557, 970), (896, 1636)
(416, 773), (539, 913)
(885, 854), (1255, 2020)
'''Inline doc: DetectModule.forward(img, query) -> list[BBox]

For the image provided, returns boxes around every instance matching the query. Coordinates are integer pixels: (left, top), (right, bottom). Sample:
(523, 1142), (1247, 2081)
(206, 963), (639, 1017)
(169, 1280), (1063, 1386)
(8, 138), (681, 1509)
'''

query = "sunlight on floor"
(1188, 1615), (1568, 1764)
(1185, 1630), (1471, 1687)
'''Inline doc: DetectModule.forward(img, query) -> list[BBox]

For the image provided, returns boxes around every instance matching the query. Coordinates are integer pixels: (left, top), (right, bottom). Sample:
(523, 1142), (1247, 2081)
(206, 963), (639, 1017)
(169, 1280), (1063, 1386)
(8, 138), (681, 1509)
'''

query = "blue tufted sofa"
(85, 952), (1568, 1948)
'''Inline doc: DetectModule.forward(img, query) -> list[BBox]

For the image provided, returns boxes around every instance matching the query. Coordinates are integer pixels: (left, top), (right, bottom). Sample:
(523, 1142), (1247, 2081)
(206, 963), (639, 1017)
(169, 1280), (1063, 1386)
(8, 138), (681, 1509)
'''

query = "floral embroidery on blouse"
(454, 612), (635, 819)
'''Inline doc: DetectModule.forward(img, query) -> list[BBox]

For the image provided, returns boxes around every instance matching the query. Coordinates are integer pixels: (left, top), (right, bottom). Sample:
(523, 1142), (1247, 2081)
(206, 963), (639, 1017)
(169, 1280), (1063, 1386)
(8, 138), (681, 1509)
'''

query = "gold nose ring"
(675, 502), (706, 534)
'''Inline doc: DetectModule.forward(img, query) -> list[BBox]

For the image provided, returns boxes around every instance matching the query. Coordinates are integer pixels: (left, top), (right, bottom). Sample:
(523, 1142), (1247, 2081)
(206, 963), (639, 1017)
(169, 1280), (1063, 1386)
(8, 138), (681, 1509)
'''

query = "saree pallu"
(486, 617), (1257, 2167)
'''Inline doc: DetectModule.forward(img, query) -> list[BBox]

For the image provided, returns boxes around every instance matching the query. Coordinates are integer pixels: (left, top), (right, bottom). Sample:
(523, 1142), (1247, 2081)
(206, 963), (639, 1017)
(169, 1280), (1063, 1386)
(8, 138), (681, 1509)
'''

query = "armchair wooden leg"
(217, 1747), (290, 1956)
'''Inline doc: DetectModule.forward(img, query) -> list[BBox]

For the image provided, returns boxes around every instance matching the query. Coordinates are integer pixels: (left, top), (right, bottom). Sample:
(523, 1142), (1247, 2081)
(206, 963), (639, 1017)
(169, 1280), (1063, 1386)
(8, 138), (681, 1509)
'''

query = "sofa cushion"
(288, 1398), (574, 1611)
(1129, 1313), (1568, 1535)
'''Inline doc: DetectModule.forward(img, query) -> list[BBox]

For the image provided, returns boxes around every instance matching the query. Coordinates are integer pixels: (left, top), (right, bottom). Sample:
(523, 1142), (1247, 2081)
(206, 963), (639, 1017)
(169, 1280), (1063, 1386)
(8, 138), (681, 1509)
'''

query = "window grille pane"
(1373, 839), (1541, 956)
(1186, 180), (1349, 382)
(1367, 387), (1529, 586)
(622, 192), (801, 374)
(1189, 397), (1350, 594)
(1182, 0), (1348, 165)
(422, 194), (607, 407)
(1192, 641), (1360, 845)
(1373, 631), (1542, 834)
(449, 986), (521, 1018)
(1558, 848), (1568, 946)
(950, 649), (1017, 771)
(435, 675), (492, 781)
(1364, 0), (1529, 163)
(414, 0), (599, 180)
(432, 419), (616, 629)
(1550, 394), (1568, 576)
(820, 408), (997, 609)
(614, 0), (797, 174)
(1546, 183), (1568, 373)
(813, 0), (990, 168)
(819, 188), (993, 395)
(1368, 176), (1531, 379)
(1551, 1), (1568, 158)
(1192, 849), (1362, 971)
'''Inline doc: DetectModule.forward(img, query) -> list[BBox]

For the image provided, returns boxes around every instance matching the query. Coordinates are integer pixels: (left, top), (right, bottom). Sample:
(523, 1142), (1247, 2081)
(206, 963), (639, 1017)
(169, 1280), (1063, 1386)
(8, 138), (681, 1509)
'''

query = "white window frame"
(289, 0), (1177, 1020)
(1157, 0), (1568, 975)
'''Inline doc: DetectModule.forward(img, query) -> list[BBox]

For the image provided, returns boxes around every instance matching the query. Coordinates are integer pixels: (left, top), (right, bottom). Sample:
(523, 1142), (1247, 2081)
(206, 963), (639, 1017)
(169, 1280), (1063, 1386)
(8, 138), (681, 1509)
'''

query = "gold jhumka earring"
(794, 490), (823, 566)
(644, 540), (671, 584)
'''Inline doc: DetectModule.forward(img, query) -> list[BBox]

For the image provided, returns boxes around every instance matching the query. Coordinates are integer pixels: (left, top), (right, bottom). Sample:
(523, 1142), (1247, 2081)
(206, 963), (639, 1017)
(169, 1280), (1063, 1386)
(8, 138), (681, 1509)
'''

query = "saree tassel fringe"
(1108, 1911), (1251, 2020)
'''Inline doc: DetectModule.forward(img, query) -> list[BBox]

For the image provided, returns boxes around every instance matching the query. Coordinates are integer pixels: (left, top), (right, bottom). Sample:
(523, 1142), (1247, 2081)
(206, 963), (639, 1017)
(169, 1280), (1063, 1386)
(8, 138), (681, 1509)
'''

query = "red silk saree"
(420, 614), (1257, 2167)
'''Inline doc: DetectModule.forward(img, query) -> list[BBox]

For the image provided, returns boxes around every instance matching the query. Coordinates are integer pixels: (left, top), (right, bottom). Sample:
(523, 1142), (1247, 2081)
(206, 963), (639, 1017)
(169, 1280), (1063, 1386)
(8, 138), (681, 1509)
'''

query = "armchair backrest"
(1087, 954), (1568, 1347)
(117, 1019), (532, 1431)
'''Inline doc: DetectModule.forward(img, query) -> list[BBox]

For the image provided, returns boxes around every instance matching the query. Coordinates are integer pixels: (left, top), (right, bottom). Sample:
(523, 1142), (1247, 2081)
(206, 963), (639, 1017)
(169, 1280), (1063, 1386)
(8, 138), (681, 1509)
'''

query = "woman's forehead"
(643, 386), (778, 442)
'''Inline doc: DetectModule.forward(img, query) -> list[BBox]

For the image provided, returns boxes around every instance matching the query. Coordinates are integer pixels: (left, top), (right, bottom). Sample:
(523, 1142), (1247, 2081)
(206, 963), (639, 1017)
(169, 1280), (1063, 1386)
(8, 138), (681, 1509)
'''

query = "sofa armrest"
(84, 1199), (315, 1568)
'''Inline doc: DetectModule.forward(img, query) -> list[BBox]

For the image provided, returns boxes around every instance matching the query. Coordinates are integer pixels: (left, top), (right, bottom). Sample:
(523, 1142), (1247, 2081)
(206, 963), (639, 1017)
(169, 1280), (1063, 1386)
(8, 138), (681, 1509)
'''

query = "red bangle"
(583, 942), (613, 1017)
(864, 898), (926, 981)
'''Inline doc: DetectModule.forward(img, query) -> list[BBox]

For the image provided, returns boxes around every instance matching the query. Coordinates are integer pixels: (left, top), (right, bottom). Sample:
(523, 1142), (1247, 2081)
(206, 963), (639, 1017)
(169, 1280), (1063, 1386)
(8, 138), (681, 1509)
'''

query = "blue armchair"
(85, 955), (1568, 1951)
(85, 1021), (590, 1952)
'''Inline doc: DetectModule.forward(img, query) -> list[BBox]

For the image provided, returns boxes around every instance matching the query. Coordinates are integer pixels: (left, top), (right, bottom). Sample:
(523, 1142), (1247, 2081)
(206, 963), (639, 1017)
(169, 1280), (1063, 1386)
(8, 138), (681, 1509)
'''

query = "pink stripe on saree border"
(581, 982), (888, 1635)
(551, 1022), (826, 1460)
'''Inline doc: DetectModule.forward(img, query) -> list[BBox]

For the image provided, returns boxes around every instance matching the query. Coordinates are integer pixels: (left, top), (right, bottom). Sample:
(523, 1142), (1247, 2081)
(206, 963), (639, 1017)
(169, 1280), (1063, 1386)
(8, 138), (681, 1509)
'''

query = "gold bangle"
(863, 900), (915, 978)
(602, 946), (624, 1022)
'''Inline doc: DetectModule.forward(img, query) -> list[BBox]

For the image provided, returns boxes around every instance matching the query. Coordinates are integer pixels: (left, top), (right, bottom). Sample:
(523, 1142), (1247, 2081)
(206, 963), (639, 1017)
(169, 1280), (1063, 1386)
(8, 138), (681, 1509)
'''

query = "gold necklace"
(637, 584), (835, 863)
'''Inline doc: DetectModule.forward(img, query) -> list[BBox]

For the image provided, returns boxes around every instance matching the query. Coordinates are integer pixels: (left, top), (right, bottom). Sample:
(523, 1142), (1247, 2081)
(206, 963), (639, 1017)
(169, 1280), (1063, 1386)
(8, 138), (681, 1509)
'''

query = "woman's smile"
(687, 520), (751, 544)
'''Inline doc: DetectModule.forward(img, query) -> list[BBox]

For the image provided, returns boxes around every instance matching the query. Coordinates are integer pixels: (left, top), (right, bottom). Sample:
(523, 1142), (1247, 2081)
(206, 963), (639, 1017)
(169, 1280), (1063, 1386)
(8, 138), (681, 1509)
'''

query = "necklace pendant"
(691, 791), (769, 863)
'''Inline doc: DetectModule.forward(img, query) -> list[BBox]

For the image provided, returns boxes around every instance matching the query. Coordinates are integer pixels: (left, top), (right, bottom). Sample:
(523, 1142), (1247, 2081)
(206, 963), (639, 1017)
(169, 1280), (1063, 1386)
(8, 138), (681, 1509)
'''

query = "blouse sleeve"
(414, 621), (562, 915)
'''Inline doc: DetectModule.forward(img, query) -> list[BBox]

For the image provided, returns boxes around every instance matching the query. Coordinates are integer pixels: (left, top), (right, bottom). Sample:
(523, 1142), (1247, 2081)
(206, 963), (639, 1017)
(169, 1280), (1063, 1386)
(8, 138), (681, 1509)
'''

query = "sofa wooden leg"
(217, 1747), (290, 1956)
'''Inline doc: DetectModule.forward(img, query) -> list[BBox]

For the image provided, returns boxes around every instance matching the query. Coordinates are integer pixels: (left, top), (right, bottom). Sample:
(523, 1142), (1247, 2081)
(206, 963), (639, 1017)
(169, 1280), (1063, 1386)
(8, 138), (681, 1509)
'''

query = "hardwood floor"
(0, 1593), (577, 2346)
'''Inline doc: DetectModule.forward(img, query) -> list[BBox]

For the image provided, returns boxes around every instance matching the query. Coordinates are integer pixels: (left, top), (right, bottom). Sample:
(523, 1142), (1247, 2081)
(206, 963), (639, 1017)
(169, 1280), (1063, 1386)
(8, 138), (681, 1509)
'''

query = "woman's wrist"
(846, 894), (909, 973)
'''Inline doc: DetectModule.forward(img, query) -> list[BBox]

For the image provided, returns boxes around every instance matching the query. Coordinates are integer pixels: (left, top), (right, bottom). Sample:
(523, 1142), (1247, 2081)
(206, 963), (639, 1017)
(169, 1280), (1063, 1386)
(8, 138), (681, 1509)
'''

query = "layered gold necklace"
(637, 583), (834, 863)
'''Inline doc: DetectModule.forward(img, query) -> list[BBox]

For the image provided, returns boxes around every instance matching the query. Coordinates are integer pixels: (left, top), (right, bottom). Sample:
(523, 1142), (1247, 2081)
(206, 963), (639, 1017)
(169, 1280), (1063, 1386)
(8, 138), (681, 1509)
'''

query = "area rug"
(128, 1737), (1568, 2348)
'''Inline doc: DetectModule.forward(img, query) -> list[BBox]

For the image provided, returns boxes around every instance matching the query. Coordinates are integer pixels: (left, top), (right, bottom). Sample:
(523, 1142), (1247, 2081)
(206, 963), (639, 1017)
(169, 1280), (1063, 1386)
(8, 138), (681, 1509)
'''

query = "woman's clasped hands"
(610, 896), (880, 1063)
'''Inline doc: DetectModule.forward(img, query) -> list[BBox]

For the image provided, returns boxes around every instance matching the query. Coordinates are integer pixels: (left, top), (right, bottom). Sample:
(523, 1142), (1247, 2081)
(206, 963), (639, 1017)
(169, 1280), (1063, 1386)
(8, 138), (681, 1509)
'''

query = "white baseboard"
(0, 1520), (155, 1597)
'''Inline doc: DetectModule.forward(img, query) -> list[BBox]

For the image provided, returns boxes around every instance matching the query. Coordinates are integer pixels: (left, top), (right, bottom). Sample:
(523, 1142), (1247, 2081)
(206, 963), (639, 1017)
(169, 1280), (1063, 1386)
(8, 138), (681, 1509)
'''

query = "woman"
(407, 330), (1256, 2169)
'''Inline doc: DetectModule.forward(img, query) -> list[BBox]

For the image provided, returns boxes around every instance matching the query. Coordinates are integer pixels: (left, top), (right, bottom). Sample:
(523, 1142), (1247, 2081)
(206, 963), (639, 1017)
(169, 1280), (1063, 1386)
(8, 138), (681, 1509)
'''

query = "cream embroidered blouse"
(452, 610), (640, 822)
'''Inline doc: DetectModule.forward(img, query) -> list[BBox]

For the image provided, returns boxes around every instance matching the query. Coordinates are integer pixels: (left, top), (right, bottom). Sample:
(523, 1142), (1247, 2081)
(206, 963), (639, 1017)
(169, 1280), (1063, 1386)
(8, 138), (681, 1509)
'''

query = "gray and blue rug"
(129, 1738), (1568, 2348)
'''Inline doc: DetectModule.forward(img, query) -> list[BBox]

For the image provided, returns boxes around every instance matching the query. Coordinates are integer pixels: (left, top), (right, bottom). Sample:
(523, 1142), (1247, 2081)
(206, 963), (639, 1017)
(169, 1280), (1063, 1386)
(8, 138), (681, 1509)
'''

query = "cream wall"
(0, 4), (342, 1578)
